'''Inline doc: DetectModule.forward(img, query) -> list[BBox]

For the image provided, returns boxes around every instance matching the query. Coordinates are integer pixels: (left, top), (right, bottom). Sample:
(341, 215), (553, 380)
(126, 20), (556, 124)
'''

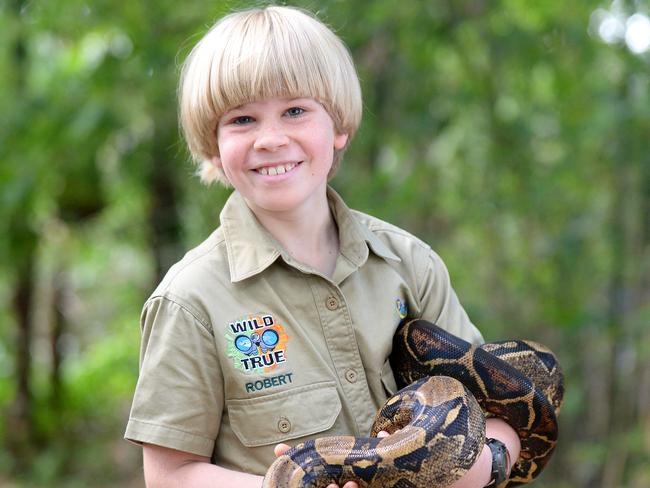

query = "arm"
(143, 443), (264, 488)
(449, 417), (521, 488)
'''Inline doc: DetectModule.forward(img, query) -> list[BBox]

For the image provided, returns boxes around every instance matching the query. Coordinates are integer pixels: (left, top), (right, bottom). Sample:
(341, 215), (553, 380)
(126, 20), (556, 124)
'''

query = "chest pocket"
(226, 381), (341, 447)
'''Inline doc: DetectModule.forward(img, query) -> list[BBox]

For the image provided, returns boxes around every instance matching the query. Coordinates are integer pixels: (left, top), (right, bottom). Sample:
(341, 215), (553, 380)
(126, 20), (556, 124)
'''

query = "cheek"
(216, 138), (241, 166)
(321, 137), (337, 160)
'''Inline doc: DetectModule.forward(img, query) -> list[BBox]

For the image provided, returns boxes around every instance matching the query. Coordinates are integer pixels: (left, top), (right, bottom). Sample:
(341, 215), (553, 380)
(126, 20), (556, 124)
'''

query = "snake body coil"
(264, 319), (564, 488)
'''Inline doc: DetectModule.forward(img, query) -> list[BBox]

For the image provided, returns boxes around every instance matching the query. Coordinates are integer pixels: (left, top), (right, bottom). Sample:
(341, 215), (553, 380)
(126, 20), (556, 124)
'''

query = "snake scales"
(263, 319), (564, 488)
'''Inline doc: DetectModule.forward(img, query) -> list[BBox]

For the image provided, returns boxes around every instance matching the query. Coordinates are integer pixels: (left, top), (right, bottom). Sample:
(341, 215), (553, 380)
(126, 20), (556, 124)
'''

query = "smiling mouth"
(256, 162), (299, 176)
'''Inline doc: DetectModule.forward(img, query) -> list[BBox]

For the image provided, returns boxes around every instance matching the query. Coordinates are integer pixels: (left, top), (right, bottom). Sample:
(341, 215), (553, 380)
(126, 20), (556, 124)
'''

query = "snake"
(263, 319), (564, 488)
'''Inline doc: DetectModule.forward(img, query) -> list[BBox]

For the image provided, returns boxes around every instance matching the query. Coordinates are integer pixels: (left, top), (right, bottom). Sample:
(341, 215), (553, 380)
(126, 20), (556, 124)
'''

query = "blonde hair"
(179, 5), (363, 186)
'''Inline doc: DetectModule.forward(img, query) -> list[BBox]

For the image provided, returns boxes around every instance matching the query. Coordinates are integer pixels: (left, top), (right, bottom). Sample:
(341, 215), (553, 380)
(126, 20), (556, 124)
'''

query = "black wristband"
(485, 438), (508, 487)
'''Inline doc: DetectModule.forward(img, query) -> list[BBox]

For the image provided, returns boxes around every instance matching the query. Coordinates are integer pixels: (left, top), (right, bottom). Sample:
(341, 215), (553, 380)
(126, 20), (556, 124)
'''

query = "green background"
(1, 1), (649, 486)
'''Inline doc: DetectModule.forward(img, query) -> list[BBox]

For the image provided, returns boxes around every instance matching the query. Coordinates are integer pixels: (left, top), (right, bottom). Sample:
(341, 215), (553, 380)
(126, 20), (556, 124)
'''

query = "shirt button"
(345, 369), (358, 383)
(277, 417), (291, 433)
(326, 296), (339, 310)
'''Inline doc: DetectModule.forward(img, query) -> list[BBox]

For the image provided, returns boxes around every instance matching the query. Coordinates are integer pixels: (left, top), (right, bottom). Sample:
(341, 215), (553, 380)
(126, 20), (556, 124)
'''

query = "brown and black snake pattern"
(263, 319), (564, 488)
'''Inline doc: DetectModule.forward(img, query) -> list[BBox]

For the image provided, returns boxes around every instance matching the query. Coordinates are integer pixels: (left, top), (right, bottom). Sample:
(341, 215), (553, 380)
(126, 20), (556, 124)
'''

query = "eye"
(286, 107), (305, 117)
(232, 115), (254, 125)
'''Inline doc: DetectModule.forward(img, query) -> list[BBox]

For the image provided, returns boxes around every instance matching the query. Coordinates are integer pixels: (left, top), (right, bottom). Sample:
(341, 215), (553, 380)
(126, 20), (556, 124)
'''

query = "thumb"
(274, 443), (292, 457)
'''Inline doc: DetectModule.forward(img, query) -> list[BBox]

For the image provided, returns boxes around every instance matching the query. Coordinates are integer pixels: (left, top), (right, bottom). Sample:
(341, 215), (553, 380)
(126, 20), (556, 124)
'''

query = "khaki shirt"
(124, 187), (483, 475)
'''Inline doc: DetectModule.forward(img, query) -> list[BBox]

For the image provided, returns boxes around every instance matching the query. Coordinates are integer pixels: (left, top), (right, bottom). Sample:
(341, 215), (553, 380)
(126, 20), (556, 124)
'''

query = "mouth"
(255, 161), (300, 176)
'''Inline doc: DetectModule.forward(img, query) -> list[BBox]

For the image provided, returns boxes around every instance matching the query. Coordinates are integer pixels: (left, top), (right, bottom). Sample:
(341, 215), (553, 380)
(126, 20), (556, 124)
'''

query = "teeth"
(257, 162), (296, 176)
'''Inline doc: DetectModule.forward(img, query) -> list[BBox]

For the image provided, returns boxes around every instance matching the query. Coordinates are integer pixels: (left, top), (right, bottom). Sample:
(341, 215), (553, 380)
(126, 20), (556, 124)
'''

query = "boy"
(125, 5), (520, 488)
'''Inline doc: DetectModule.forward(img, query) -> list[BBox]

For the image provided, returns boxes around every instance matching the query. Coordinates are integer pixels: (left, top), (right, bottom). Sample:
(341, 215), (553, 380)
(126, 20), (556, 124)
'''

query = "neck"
(249, 191), (339, 277)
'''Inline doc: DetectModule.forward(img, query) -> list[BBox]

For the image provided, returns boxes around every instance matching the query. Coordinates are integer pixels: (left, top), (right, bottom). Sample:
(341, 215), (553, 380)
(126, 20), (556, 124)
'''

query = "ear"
(334, 133), (348, 150)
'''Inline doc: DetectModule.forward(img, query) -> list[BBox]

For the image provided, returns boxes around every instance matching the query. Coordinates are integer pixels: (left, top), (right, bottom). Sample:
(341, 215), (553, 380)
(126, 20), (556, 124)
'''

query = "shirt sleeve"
(414, 246), (484, 345)
(124, 295), (223, 457)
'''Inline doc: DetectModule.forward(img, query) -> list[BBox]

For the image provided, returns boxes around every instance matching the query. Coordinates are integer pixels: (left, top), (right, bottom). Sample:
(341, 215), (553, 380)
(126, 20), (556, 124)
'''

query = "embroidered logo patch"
(396, 298), (408, 319)
(226, 313), (289, 374)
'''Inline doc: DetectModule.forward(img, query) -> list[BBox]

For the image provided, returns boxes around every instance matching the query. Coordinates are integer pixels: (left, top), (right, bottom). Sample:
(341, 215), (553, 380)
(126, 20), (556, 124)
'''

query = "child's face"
(214, 97), (348, 216)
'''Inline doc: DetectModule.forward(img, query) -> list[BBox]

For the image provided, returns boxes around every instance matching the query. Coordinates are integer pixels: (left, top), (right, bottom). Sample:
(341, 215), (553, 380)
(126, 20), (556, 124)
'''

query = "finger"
(377, 430), (389, 438)
(325, 481), (358, 488)
(274, 443), (291, 457)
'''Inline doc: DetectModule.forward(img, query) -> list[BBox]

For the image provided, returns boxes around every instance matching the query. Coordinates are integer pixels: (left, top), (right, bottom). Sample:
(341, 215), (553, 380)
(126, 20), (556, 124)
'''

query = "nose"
(253, 125), (289, 152)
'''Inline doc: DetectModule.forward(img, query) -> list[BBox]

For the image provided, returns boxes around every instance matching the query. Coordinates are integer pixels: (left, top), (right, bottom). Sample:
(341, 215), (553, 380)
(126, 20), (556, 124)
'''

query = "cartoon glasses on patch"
(234, 329), (280, 356)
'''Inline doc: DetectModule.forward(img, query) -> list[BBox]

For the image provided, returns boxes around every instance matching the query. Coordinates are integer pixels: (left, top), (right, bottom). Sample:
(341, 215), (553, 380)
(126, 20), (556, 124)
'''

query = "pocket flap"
(227, 381), (341, 447)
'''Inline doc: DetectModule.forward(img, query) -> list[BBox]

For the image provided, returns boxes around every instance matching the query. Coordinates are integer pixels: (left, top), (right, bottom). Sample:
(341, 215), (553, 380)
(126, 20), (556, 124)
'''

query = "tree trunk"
(50, 270), (67, 412)
(5, 0), (39, 471)
(6, 224), (38, 470)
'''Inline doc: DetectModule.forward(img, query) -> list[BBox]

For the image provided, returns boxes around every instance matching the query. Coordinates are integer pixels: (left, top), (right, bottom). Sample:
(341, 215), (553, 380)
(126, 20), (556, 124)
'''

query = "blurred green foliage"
(1, 0), (649, 487)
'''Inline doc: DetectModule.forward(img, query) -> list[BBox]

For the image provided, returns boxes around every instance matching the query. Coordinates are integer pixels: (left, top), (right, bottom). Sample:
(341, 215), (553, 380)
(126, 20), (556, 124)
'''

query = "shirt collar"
(220, 192), (282, 282)
(326, 187), (401, 266)
(220, 187), (400, 283)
